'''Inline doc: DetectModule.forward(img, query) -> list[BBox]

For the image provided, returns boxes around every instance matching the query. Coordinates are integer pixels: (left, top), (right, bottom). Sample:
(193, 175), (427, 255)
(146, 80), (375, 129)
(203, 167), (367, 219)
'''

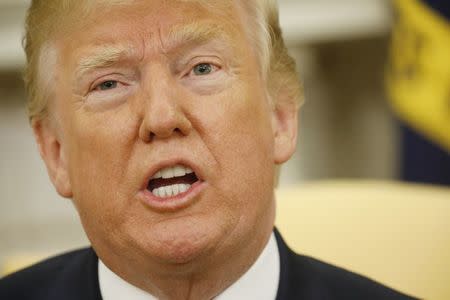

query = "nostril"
(148, 132), (155, 142)
(146, 128), (182, 142)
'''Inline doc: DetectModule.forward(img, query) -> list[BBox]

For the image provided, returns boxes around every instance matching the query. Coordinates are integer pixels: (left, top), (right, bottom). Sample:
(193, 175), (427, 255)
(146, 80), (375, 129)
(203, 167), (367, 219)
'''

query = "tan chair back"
(275, 180), (450, 300)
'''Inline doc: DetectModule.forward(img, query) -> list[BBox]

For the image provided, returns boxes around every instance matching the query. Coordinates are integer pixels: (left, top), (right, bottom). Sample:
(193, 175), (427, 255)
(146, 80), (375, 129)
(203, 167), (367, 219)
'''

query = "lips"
(146, 164), (200, 198)
(138, 159), (207, 211)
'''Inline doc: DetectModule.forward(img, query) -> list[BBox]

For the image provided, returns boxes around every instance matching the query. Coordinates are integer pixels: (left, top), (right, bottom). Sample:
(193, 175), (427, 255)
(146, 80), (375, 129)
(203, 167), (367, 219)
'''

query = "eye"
(192, 63), (214, 76)
(95, 80), (118, 91)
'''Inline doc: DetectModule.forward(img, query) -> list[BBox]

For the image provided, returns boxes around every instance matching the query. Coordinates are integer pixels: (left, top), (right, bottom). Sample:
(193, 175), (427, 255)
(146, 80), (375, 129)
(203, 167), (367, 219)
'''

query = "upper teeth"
(152, 164), (194, 179)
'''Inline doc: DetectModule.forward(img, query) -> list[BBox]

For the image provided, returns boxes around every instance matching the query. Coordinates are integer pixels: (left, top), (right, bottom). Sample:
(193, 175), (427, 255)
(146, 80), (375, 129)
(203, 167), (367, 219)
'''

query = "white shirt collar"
(98, 233), (280, 300)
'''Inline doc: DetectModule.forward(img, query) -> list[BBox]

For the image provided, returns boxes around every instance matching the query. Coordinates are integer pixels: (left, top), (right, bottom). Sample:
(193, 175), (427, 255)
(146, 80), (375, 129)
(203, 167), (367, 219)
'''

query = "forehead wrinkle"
(160, 21), (235, 54)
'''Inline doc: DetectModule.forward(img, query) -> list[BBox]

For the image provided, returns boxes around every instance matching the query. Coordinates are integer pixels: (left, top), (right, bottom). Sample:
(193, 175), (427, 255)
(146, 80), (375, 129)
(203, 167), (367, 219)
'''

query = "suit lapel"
(274, 228), (330, 300)
(46, 248), (102, 300)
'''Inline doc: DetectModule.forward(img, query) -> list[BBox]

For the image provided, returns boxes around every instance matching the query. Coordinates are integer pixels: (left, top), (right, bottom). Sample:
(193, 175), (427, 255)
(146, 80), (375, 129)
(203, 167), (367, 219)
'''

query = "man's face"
(38, 0), (296, 272)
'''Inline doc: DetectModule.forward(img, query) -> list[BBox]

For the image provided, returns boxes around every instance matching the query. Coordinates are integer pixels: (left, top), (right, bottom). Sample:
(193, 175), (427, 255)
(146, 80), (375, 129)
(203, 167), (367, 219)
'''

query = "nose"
(138, 75), (192, 142)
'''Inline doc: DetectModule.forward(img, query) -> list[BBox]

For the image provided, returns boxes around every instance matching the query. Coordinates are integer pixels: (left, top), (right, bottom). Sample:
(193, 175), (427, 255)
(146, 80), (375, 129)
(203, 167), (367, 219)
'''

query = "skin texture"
(33, 1), (298, 299)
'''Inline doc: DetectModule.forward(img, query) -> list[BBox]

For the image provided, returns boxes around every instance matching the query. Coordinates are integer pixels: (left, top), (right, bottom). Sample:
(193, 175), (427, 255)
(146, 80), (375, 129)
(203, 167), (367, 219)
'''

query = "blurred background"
(0, 0), (449, 291)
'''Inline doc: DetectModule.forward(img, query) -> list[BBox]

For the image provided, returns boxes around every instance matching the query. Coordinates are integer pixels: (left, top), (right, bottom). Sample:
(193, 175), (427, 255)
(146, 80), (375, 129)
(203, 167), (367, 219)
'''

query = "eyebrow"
(74, 21), (235, 79)
(75, 46), (131, 80)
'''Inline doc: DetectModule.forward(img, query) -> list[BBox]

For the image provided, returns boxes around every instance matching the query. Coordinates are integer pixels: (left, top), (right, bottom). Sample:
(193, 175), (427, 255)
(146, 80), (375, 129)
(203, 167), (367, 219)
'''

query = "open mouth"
(147, 164), (199, 198)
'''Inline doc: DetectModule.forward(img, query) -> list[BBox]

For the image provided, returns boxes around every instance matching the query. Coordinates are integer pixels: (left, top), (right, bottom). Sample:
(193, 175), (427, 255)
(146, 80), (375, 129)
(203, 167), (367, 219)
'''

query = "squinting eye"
(96, 80), (118, 91)
(193, 63), (213, 76)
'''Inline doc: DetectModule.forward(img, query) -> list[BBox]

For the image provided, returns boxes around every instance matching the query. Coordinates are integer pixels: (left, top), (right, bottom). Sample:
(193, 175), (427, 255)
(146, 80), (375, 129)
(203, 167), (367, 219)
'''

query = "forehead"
(56, 0), (247, 63)
(63, 0), (240, 39)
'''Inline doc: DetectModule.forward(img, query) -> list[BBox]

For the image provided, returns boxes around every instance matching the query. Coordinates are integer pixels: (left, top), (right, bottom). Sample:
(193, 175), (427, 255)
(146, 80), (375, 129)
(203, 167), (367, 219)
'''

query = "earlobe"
(272, 102), (299, 164)
(32, 119), (73, 198)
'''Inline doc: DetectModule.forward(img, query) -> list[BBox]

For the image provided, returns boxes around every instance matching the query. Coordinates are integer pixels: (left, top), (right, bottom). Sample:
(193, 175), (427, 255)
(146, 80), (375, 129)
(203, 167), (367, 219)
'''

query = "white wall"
(0, 77), (88, 264)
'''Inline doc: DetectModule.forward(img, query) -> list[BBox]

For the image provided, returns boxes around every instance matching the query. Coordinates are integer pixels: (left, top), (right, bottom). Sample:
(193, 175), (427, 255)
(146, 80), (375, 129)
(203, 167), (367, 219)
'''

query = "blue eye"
(193, 63), (213, 76)
(97, 80), (118, 91)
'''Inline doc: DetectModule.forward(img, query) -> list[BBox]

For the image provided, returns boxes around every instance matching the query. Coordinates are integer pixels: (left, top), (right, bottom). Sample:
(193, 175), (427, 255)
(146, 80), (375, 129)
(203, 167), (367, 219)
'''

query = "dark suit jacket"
(0, 229), (418, 299)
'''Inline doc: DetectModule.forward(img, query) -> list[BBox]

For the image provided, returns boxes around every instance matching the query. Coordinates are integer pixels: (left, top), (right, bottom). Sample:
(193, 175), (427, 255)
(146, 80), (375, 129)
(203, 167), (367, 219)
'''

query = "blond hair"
(23, 0), (302, 122)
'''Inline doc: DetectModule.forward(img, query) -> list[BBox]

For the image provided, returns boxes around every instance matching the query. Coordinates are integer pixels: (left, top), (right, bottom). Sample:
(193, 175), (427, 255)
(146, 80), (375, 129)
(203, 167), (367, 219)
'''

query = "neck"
(100, 221), (275, 300)
(152, 228), (273, 299)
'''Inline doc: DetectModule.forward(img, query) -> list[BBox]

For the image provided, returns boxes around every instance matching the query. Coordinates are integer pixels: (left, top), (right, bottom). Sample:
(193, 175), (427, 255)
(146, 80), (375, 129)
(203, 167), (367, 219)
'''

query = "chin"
(134, 219), (223, 265)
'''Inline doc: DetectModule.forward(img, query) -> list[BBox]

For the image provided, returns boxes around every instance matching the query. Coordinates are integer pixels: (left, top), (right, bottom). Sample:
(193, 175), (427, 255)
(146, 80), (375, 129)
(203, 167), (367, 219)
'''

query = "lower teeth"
(152, 183), (191, 198)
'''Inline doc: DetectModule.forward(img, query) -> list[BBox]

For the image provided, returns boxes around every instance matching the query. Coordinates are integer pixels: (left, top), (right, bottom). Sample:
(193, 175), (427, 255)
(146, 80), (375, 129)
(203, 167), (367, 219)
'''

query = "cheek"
(217, 82), (274, 161)
(198, 82), (276, 207)
(66, 106), (139, 211)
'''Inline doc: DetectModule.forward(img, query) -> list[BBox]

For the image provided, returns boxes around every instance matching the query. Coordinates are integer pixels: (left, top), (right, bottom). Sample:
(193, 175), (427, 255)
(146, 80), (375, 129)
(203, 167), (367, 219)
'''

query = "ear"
(272, 101), (299, 164)
(32, 119), (73, 198)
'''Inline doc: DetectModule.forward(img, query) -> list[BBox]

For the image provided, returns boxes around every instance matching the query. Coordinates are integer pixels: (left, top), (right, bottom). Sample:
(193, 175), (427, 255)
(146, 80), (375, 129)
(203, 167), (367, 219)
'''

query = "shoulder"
(0, 248), (100, 300)
(291, 253), (418, 300)
(274, 230), (418, 300)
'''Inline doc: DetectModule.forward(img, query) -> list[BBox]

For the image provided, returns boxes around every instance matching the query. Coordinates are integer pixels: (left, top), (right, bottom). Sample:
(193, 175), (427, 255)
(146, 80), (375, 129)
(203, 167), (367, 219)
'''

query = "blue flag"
(387, 0), (450, 185)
